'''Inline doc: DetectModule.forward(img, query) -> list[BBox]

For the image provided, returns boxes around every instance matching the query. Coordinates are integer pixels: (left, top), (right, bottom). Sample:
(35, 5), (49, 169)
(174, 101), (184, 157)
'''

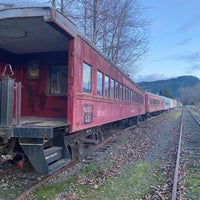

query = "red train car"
(145, 92), (164, 116)
(0, 7), (146, 174)
(72, 36), (146, 132)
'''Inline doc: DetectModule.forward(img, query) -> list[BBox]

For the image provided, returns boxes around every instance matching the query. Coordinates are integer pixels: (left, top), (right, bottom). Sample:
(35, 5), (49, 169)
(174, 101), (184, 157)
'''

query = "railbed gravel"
(28, 108), (182, 200)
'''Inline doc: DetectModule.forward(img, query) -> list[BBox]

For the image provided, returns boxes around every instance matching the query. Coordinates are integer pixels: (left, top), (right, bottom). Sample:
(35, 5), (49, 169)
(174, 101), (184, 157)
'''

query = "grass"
(186, 177), (200, 194)
(80, 161), (165, 200)
(0, 187), (22, 200)
(172, 108), (182, 120)
(33, 160), (166, 200)
(80, 165), (96, 174)
(34, 177), (77, 199)
(185, 177), (200, 200)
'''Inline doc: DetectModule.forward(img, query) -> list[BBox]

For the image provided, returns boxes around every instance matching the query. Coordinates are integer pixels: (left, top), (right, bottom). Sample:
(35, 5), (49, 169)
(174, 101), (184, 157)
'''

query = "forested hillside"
(138, 76), (200, 104)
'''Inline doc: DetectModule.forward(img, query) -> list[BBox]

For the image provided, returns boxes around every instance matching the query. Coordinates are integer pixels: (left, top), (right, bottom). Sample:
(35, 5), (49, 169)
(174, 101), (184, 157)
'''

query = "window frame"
(115, 81), (119, 99)
(97, 70), (103, 96)
(46, 63), (68, 96)
(104, 75), (110, 97)
(82, 62), (92, 93)
(110, 78), (115, 98)
(119, 84), (123, 100)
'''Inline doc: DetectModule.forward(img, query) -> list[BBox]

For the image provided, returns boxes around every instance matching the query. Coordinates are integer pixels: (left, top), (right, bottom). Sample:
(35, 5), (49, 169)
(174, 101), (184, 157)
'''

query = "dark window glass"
(132, 91), (144, 104)
(115, 81), (119, 99)
(123, 87), (126, 101)
(97, 71), (103, 95)
(119, 84), (123, 100)
(128, 89), (131, 102)
(105, 75), (110, 97)
(82, 63), (92, 93)
(48, 64), (67, 95)
(150, 99), (160, 105)
(110, 79), (115, 98)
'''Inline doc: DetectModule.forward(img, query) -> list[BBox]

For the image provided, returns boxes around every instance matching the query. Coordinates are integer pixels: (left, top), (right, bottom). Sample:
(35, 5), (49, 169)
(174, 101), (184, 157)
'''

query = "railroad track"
(0, 111), (179, 199)
(172, 107), (200, 199)
(13, 117), (154, 200)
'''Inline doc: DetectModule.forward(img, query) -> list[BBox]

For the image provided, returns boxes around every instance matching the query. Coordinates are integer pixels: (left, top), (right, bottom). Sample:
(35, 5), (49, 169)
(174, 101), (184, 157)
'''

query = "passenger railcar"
(145, 92), (164, 116)
(71, 36), (146, 133)
(0, 6), (178, 175)
(162, 96), (171, 111)
(0, 7), (147, 174)
(162, 96), (177, 110)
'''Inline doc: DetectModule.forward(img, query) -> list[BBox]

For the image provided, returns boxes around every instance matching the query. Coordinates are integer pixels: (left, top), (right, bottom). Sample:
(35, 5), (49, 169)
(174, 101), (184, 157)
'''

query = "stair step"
(48, 159), (71, 174)
(44, 146), (63, 164)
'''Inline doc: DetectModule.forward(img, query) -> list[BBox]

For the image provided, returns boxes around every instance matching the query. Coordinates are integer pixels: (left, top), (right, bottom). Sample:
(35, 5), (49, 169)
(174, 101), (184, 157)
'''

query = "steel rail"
(172, 107), (200, 199)
(171, 108), (184, 200)
(186, 107), (200, 125)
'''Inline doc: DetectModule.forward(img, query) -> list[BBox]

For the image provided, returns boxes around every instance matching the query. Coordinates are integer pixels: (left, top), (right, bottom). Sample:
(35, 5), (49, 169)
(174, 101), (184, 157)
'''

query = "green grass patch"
(188, 177), (200, 187)
(0, 187), (22, 200)
(80, 165), (96, 174)
(171, 109), (182, 120)
(33, 160), (166, 200)
(80, 161), (165, 200)
(33, 177), (76, 200)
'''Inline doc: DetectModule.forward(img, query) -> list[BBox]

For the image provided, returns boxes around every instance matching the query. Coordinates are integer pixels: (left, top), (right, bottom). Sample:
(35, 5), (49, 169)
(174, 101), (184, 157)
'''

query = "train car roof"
(0, 6), (143, 91)
(0, 7), (78, 54)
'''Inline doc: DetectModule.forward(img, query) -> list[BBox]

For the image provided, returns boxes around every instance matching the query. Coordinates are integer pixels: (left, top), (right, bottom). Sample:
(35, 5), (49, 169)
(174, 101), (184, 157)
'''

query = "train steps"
(20, 143), (71, 175)
(44, 146), (71, 174)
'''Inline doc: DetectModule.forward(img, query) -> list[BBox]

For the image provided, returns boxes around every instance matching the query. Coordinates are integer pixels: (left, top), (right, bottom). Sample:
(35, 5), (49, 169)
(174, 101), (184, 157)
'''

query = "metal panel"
(16, 82), (21, 126)
(0, 77), (14, 127)
(13, 127), (53, 138)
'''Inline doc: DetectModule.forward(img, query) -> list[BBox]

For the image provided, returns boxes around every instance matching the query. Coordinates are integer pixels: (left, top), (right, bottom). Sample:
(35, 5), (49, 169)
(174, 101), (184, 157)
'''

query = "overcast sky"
(134, 0), (200, 82)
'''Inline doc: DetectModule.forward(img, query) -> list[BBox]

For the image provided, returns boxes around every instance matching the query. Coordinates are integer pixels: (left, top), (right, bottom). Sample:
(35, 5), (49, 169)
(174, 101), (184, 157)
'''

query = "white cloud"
(134, 73), (174, 83)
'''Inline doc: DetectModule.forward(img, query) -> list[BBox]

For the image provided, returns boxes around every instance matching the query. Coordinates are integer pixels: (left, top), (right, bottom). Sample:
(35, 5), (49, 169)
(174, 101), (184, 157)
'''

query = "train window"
(123, 87), (126, 101)
(150, 99), (160, 105)
(105, 75), (110, 97)
(130, 90), (133, 102)
(47, 64), (67, 95)
(115, 81), (119, 99)
(83, 63), (92, 93)
(127, 88), (130, 102)
(110, 79), (115, 98)
(129, 89), (131, 102)
(133, 91), (144, 104)
(119, 84), (123, 100)
(126, 88), (129, 102)
(97, 71), (103, 96)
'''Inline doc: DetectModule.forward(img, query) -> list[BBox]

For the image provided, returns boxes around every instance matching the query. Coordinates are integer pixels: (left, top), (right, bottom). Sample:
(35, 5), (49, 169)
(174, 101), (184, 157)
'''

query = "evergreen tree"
(159, 87), (173, 98)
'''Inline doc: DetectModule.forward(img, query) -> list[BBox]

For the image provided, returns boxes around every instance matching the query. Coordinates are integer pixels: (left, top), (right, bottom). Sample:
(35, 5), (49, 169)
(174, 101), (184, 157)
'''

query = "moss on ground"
(0, 188), (22, 200)
(80, 161), (165, 200)
(34, 177), (77, 199)
(33, 160), (166, 200)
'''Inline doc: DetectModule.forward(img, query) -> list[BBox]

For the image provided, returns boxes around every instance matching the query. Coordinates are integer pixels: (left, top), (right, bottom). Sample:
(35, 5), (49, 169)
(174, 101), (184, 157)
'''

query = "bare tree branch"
(37, 0), (150, 76)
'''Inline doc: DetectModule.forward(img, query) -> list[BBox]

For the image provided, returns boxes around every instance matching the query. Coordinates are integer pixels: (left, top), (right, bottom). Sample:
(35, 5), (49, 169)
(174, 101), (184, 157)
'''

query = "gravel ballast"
(31, 108), (182, 200)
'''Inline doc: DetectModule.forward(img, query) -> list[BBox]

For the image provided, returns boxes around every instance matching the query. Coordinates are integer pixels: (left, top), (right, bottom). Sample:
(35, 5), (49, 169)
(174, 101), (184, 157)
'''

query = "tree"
(20, 0), (149, 76)
(159, 87), (173, 98)
(50, 0), (149, 76)
(178, 83), (200, 105)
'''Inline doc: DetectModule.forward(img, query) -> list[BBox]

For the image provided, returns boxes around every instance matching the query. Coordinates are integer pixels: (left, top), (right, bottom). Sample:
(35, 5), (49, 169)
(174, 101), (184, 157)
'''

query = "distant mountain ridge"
(137, 76), (200, 98)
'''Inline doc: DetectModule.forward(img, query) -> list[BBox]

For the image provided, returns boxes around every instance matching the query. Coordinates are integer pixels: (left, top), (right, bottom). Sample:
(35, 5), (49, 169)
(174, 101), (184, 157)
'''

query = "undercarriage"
(0, 131), (17, 163)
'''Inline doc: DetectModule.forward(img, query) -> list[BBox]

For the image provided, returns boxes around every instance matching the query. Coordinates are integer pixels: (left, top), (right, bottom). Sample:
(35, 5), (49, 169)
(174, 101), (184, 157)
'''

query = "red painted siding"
(70, 36), (146, 132)
(145, 93), (164, 113)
